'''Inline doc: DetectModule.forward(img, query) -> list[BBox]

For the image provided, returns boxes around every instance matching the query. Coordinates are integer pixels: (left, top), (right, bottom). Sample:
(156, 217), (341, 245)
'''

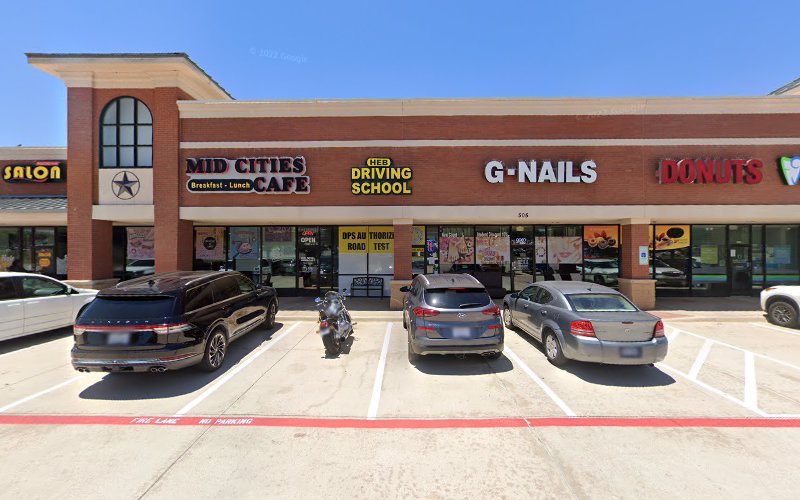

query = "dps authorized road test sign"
(351, 157), (412, 195)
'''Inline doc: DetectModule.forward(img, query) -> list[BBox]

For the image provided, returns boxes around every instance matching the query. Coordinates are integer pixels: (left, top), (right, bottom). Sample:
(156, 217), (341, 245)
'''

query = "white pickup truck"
(761, 286), (800, 328)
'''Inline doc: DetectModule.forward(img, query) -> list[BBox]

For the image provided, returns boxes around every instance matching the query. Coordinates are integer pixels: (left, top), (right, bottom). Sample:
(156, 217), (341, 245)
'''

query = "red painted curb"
(0, 415), (798, 429)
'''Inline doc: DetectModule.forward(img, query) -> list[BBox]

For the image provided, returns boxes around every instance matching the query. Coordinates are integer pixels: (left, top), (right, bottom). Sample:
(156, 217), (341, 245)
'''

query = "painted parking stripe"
(658, 363), (768, 417)
(749, 322), (800, 338)
(0, 414), (798, 428)
(688, 339), (713, 380)
(173, 322), (303, 416)
(744, 352), (758, 411)
(504, 347), (576, 417)
(367, 323), (392, 419)
(0, 375), (85, 414)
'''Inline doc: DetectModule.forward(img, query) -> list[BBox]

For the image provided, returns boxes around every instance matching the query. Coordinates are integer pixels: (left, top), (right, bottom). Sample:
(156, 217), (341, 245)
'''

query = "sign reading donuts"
(657, 158), (763, 184)
(185, 157), (310, 194)
(351, 158), (412, 195)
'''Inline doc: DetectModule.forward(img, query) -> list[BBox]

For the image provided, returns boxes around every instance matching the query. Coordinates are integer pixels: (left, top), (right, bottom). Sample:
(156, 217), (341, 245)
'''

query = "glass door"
(297, 226), (321, 294)
(729, 244), (752, 295)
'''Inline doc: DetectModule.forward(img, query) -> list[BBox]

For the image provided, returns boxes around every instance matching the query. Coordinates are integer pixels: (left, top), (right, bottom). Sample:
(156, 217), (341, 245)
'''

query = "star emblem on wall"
(111, 171), (140, 200)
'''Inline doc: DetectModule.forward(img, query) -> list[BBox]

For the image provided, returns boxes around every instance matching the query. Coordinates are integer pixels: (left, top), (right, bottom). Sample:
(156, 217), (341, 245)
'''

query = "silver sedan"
(503, 281), (667, 366)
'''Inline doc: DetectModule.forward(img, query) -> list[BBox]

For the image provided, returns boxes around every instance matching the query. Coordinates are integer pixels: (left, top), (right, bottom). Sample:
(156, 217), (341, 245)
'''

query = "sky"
(2, 0), (799, 146)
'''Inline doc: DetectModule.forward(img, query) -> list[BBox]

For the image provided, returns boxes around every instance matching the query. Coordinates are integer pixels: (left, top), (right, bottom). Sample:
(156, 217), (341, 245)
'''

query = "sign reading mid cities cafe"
(484, 159), (598, 184)
(185, 157), (310, 194)
(2, 161), (65, 183)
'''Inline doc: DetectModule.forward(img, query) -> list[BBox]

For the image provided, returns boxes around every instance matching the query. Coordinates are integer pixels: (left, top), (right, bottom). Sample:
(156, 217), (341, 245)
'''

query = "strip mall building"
(2, 52), (800, 309)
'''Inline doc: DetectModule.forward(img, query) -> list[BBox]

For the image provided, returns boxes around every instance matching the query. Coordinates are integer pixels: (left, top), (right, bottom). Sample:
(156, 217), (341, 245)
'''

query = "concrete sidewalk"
(276, 295), (766, 323)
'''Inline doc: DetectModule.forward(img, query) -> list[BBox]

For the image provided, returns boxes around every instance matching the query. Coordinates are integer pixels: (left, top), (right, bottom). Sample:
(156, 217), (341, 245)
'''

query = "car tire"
(199, 329), (228, 372)
(264, 300), (277, 330)
(767, 301), (798, 328)
(407, 333), (420, 363)
(503, 305), (514, 329)
(544, 331), (568, 367)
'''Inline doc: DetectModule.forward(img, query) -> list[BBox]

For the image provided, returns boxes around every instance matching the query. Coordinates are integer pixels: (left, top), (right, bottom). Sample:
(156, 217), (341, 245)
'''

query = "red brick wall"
(620, 224), (651, 279)
(179, 145), (797, 207)
(393, 224), (412, 280)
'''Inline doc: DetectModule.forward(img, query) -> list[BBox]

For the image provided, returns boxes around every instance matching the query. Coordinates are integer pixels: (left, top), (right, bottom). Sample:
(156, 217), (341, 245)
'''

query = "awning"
(0, 197), (67, 226)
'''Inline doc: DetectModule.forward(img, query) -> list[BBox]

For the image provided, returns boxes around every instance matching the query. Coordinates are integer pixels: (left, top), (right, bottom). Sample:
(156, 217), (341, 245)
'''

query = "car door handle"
(522, 304), (528, 308)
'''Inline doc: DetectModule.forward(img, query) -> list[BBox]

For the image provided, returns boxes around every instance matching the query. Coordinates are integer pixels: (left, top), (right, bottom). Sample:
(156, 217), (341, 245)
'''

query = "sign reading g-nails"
(485, 159), (598, 184)
(185, 157), (310, 194)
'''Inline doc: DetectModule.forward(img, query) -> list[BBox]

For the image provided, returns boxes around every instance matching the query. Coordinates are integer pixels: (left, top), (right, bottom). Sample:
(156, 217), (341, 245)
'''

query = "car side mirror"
(510, 293), (518, 299)
(70, 287), (80, 295)
(399, 286), (409, 293)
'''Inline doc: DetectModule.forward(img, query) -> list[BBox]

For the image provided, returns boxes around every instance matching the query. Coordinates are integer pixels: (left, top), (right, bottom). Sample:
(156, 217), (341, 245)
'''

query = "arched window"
(100, 97), (153, 167)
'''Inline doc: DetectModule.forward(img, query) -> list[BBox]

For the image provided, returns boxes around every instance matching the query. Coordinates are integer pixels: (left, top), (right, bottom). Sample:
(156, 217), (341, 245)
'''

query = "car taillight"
(73, 326), (86, 336)
(482, 304), (501, 316)
(653, 320), (665, 338)
(487, 324), (503, 329)
(570, 320), (596, 337)
(413, 307), (440, 318)
(152, 323), (194, 334)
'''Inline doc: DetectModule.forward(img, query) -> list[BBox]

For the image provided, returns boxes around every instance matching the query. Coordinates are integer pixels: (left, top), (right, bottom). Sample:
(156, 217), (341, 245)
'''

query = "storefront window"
(194, 227), (226, 272)
(228, 227), (260, 282)
(126, 227), (156, 280)
(22, 228), (33, 271)
(411, 225), (426, 276)
(752, 225), (764, 291)
(546, 226), (582, 281)
(0, 228), (20, 272)
(475, 225), (511, 295)
(262, 226), (296, 289)
(439, 226), (475, 273)
(692, 225), (727, 296)
(319, 226), (338, 290)
(33, 227), (55, 275)
(298, 226), (320, 291)
(583, 225), (620, 287)
(652, 225), (691, 295)
(425, 226), (439, 274)
(338, 226), (389, 296)
(55, 227), (67, 279)
(511, 225), (535, 291)
(765, 225), (800, 286)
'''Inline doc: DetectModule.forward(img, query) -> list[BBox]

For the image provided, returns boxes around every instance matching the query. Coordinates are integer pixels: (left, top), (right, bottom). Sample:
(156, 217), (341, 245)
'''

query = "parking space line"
(665, 329), (681, 342)
(504, 347), (576, 417)
(669, 326), (800, 373)
(0, 375), (85, 414)
(657, 363), (768, 417)
(688, 338), (713, 380)
(749, 322), (800, 338)
(173, 322), (302, 417)
(744, 352), (758, 410)
(367, 323), (392, 419)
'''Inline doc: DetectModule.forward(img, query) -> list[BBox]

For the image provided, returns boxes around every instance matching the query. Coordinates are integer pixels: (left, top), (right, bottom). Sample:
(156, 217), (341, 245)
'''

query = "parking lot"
(1, 303), (799, 499)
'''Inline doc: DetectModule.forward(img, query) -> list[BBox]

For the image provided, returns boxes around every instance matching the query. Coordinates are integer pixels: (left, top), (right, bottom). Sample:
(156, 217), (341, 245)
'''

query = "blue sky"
(2, 0), (799, 146)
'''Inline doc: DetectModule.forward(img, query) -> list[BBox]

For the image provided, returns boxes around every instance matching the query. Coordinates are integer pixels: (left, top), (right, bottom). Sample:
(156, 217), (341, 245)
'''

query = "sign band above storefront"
(185, 156), (310, 194)
(484, 160), (598, 184)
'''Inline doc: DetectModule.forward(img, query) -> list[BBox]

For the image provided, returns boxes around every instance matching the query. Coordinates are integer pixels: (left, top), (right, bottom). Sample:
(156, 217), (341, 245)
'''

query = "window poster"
(195, 227), (225, 261)
(476, 230), (510, 266)
(652, 225), (690, 250)
(412, 225), (426, 247)
(440, 234), (474, 265)
(229, 227), (259, 261)
(700, 245), (719, 265)
(126, 227), (155, 259)
(547, 236), (582, 264)
(584, 225), (620, 260)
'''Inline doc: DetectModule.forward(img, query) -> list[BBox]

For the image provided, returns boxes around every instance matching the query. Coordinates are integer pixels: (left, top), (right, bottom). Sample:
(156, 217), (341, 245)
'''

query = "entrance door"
(729, 244), (752, 295)
(297, 227), (320, 294)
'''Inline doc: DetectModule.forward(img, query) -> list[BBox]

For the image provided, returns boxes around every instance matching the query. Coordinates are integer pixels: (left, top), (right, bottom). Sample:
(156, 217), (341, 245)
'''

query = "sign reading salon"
(2, 161), (65, 183)
(484, 159), (598, 184)
(185, 156), (310, 194)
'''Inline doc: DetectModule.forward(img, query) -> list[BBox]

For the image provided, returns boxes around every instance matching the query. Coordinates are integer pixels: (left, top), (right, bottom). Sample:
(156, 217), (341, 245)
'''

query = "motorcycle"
(315, 289), (354, 356)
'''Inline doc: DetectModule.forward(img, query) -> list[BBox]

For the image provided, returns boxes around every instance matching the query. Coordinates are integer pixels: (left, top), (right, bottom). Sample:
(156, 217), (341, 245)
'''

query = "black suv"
(72, 271), (278, 373)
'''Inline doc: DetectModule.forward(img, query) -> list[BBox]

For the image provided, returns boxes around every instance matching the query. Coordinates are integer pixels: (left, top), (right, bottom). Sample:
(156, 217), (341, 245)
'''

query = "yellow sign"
(339, 226), (368, 253)
(2, 162), (65, 183)
(652, 225), (690, 250)
(368, 226), (394, 254)
(351, 157), (413, 195)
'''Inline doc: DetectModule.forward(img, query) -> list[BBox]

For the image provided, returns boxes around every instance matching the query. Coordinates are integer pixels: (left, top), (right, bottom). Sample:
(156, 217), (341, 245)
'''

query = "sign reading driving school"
(185, 157), (310, 194)
(351, 158), (412, 195)
(484, 159), (597, 184)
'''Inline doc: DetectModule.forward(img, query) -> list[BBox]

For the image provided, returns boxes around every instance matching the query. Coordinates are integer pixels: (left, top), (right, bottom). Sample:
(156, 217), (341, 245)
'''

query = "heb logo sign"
(657, 158), (763, 184)
(185, 157), (310, 194)
(2, 161), (65, 183)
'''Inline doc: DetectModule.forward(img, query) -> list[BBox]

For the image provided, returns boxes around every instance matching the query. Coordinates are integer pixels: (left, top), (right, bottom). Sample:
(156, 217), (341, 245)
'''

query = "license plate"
(619, 346), (642, 358)
(452, 327), (471, 339)
(107, 332), (130, 346)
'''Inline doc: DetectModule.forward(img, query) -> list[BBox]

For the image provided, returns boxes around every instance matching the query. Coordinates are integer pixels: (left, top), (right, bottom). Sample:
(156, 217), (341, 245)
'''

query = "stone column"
(390, 219), (413, 310)
(65, 87), (116, 289)
(618, 219), (656, 309)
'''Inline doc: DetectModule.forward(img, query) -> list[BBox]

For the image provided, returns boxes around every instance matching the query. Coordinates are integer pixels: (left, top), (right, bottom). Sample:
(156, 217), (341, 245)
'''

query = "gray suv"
(400, 274), (504, 362)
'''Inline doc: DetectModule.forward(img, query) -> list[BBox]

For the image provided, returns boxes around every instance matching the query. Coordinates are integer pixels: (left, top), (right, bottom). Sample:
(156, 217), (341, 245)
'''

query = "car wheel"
(407, 332), (420, 363)
(768, 301), (798, 328)
(199, 329), (228, 372)
(264, 301), (277, 329)
(503, 305), (514, 329)
(544, 331), (568, 367)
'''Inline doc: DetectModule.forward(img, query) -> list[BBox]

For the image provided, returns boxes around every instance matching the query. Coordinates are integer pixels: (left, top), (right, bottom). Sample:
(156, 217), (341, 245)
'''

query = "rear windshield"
(566, 293), (637, 312)
(424, 288), (492, 309)
(78, 296), (177, 322)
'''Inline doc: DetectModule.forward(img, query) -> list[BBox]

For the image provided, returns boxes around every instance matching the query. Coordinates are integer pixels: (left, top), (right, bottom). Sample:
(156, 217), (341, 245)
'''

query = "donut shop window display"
(582, 226), (620, 288)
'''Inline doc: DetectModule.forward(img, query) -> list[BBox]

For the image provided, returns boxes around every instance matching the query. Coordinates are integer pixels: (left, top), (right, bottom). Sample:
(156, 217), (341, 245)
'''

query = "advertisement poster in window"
(440, 235), (474, 265)
(583, 226), (619, 257)
(476, 230), (510, 266)
(126, 227), (155, 259)
(229, 227), (259, 260)
(368, 226), (394, 254)
(534, 236), (547, 264)
(339, 226), (368, 253)
(651, 225), (690, 250)
(412, 225), (426, 246)
(547, 236), (582, 264)
(195, 227), (225, 261)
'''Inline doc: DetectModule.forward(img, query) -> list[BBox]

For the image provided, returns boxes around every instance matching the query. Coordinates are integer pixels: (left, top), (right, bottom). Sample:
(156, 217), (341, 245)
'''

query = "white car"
(760, 286), (800, 328)
(0, 272), (98, 342)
